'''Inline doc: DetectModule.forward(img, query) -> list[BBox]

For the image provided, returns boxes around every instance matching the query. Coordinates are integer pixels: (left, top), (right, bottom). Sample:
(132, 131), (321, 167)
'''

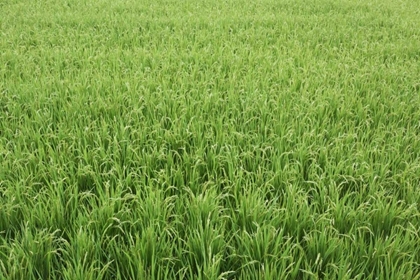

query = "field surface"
(1, 0), (420, 279)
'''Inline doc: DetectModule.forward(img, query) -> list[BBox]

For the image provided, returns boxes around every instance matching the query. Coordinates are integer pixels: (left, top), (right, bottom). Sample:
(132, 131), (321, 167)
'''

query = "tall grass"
(1, 0), (420, 279)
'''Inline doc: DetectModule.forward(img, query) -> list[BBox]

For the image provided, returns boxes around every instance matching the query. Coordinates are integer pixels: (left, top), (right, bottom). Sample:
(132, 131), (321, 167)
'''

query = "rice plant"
(1, 0), (420, 279)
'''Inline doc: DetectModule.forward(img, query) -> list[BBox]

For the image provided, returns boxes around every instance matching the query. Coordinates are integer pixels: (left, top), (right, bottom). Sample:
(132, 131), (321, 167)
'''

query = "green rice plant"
(1, 0), (420, 279)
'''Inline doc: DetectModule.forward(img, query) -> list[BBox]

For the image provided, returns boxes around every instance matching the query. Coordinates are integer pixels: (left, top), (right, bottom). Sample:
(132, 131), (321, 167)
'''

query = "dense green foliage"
(1, 0), (420, 279)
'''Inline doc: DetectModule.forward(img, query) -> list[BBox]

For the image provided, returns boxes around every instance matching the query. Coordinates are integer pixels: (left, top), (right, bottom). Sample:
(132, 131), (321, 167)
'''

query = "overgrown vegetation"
(1, 0), (420, 279)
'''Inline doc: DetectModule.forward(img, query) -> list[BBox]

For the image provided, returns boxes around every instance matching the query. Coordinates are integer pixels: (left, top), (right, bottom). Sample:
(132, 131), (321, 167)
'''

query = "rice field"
(1, 0), (420, 279)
